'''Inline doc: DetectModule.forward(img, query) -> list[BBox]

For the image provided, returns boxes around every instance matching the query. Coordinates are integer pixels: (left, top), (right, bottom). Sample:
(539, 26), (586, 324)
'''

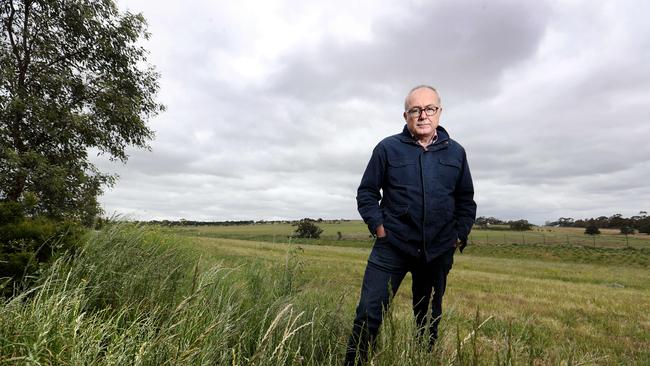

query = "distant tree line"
(132, 218), (351, 227)
(133, 213), (650, 235)
(475, 217), (507, 226)
(546, 212), (650, 234)
(475, 217), (533, 231)
(139, 219), (256, 227)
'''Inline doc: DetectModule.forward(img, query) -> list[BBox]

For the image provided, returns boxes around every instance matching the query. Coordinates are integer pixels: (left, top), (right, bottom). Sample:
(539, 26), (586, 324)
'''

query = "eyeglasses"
(406, 106), (440, 118)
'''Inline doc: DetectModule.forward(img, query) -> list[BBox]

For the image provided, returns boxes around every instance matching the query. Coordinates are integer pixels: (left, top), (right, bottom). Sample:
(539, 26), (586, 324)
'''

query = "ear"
(403, 111), (408, 121)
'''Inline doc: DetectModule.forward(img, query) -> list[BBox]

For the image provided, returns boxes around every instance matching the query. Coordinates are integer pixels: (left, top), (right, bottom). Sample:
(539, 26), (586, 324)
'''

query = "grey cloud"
(97, 0), (650, 223)
(266, 0), (549, 103)
(102, 168), (358, 221)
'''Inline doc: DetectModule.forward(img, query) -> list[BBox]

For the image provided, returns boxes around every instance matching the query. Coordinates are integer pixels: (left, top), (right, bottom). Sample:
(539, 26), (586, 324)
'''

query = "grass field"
(2, 223), (649, 365)
(167, 220), (650, 250)
(169, 222), (650, 364)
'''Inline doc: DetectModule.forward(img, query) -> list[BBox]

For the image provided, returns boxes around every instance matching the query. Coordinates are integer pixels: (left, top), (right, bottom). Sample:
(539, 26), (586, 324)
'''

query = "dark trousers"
(344, 238), (455, 365)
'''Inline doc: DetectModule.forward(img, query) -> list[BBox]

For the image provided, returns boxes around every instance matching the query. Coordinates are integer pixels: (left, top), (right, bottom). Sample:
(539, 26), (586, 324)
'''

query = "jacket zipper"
(419, 151), (426, 255)
(420, 140), (450, 257)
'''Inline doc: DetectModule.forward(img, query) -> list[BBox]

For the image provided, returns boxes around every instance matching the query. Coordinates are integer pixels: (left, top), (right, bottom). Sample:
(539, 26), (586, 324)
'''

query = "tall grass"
(0, 224), (617, 365)
(0, 224), (357, 365)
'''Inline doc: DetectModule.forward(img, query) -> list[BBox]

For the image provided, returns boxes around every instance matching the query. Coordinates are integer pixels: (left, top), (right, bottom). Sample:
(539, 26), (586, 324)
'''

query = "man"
(345, 85), (476, 365)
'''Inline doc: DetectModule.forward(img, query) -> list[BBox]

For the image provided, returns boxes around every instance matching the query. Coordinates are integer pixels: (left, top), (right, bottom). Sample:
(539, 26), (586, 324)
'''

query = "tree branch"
(6, 0), (23, 69)
(19, 0), (31, 84)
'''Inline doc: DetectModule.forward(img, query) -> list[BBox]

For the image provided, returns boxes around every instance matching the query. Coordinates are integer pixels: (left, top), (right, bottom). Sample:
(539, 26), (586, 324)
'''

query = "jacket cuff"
(367, 218), (383, 236)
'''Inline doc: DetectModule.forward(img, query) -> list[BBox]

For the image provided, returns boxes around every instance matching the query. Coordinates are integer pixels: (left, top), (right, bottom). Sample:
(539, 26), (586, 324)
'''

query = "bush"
(639, 223), (650, 235)
(292, 218), (324, 239)
(584, 225), (600, 235)
(0, 201), (83, 297)
(620, 226), (635, 235)
(0, 201), (24, 224)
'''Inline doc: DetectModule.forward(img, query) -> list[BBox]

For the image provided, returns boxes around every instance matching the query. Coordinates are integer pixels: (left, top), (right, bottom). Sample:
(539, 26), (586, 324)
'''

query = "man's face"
(403, 87), (442, 139)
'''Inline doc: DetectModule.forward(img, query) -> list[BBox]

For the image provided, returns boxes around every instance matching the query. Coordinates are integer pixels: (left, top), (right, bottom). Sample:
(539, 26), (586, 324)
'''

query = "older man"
(345, 85), (476, 365)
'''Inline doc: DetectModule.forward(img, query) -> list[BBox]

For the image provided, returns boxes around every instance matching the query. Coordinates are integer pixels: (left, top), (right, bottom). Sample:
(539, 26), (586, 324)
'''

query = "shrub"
(620, 226), (635, 235)
(0, 201), (24, 224)
(0, 201), (83, 297)
(292, 218), (324, 239)
(639, 223), (650, 235)
(584, 225), (600, 235)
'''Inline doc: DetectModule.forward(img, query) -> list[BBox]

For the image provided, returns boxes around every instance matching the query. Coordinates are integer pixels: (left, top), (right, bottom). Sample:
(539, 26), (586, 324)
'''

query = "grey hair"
(404, 85), (441, 110)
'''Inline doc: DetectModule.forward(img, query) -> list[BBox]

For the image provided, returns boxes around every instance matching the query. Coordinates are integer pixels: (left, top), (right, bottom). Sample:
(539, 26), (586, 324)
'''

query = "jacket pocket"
(387, 158), (418, 186)
(383, 205), (416, 243)
(386, 204), (409, 217)
(437, 158), (461, 190)
(376, 233), (390, 244)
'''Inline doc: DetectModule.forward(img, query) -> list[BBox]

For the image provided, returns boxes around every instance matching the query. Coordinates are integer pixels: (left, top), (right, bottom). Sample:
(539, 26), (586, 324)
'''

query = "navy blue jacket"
(357, 125), (477, 261)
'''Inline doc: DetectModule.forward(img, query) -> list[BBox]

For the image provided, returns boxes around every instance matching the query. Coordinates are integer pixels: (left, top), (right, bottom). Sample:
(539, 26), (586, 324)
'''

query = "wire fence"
(468, 230), (650, 249)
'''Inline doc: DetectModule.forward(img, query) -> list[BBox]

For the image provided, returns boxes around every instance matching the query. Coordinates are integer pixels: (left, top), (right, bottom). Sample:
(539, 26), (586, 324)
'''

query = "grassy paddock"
(188, 235), (650, 365)
(166, 221), (650, 250)
(179, 223), (650, 364)
(2, 223), (649, 364)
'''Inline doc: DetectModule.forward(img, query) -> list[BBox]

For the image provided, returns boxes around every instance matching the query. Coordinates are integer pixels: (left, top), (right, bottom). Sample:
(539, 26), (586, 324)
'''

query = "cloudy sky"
(94, 0), (650, 224)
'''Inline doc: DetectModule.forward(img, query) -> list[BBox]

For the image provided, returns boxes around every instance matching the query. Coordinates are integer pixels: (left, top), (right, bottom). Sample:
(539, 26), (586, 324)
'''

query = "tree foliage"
(292, 218), (324, 239)
(475, 216), (506, 229)
(639, 223), (650, 235)
(508, 219), (533, 231)
(620, 226), (635, 235)
(547, 212), (649, 231)
(584, 224), (600, 235)
(1, 0), (163, 224)
(0, 201), (82, 297)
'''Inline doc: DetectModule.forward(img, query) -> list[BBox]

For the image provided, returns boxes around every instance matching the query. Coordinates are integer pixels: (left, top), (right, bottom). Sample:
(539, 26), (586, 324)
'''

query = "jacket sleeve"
(454, 149), (477, 242)
(357, 143), (386, 235)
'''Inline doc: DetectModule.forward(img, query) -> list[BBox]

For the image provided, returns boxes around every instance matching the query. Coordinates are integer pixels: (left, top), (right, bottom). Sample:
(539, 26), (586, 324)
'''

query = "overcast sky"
(94, 0), (650, 224)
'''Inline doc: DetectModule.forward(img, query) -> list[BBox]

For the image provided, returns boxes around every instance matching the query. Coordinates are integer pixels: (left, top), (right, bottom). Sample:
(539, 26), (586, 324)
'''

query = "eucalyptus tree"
(1, 0), (163, 224)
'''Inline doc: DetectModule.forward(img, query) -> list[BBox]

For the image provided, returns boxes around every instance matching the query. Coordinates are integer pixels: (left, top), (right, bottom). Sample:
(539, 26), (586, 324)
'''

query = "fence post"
(486, 234), (489, 245)
(593, 235), (596, 248)
(543, 234), (546, 245)
(522, 233), (525, 245)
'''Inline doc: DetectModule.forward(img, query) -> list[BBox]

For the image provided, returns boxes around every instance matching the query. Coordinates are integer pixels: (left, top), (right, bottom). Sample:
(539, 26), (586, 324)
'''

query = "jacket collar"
(398, 124), (450, 145)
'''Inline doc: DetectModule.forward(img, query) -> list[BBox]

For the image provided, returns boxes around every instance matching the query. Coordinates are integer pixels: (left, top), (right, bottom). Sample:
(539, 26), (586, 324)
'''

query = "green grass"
(166, 222), (650, 268)
(180, 223), (650, 364)
(165, 221), (650, 250)
(187, 233), (650, 364)
(0, 225), (347, 365)
(2, 223), (649, 364)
